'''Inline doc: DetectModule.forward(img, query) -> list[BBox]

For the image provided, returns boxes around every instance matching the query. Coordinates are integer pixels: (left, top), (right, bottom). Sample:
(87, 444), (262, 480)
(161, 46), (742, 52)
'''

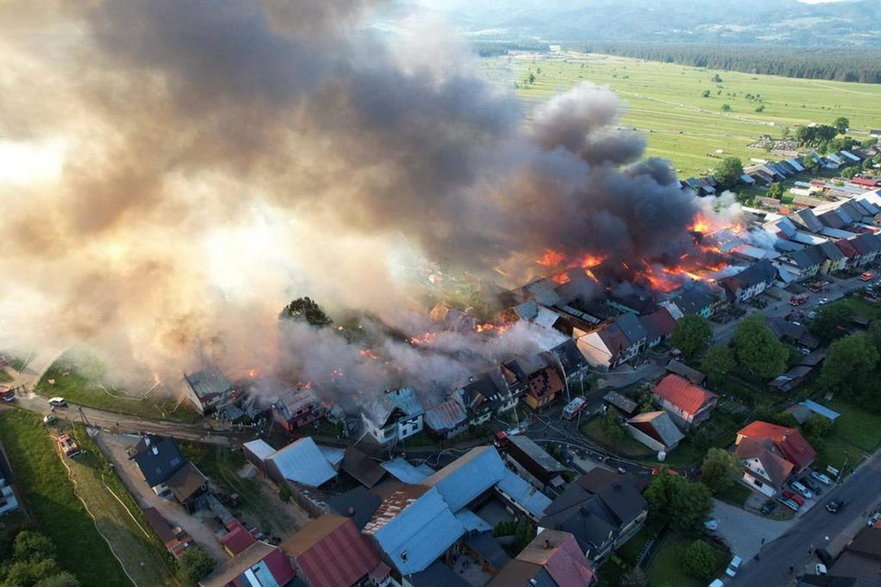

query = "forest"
(566, 42), (881, 84)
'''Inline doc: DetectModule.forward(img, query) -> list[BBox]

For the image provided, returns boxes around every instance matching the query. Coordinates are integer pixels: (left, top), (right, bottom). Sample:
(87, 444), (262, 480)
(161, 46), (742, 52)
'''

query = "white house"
(361, 388), (425, 445)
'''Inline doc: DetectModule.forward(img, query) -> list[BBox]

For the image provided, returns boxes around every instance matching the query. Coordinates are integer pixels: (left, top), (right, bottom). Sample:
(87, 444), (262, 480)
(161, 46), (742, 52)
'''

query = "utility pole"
(78, 406), (90, 428)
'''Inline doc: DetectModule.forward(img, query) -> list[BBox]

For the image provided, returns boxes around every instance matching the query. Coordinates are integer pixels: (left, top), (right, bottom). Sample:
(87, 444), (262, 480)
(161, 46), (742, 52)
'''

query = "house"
(505, 354), (564, 411)
(489, 530), (597, 587)
(282, 514), (381, 587)
(538, 470), (647, 563)
(768, 365), (814, 393)
(142, 507), (191, 558)
(242, 439), (278, 473)
(463, 533), (510, 576)
(459, 369), (513, 426)
(670, 286), (718, 318)
(576, 313), (646, 372)
(828, 526), (881, 584)
(264, 437), (340, 488)
(735, 421), (817, 496)
(362, 485), (466, 579)
(836, 238), (860, 268)
(131, 437), (187, 495)
(603, 391), (639, 418)
(340, 446), (386, 489)
(424, 394), (468, 439)
(639, 307), (677, 348)
(767, 318), (820, 350)
(547, 339), (590, 385)
(361, 388), (425, 446)
(665, 360), (705, 385)
(850, 233), (881, 266)
(818, 241), (847, 274)
(652, 374), (718, 429)
(183, 366), (236, 415)
(719, 259), (779, 303)
(379, 458), (435, 485)
(502, 435), (567, 492)
(626, 411), (684, 453)
(777, 246), (825, 282)
(165, 462), (209, 513)
(270, 385), (325, 434)
(199, 541), (296, 587)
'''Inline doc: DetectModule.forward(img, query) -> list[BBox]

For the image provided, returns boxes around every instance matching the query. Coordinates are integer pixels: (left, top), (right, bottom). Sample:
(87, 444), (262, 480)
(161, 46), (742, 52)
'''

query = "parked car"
(816, 563), (828, 575)
(725, 555), (743, 577)
(802, 477), (823, 495)
(811, 471), (833, 485)
(760, 501), (776, 515)
(782, 490), (805, 507)
(818, 297), (829, 305)
(48, 397), (68, 408)
(43, 415), (58, 426)
(826, 499), (845, 514)
(816, 548), (834, 566)
(867, 512), (881, 526)
(777, 497), (800, 512)
(789, 480), (813, 499)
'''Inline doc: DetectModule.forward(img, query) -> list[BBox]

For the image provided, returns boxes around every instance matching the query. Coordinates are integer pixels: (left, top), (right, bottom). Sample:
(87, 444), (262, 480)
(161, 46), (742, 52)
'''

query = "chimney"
(347, 506), (356, 517)
(544, 539), (551, 550)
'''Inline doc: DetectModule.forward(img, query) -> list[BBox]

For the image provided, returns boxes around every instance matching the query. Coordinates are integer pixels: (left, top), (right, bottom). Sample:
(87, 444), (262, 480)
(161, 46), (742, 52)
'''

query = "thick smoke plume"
(0, 0), (712, 401)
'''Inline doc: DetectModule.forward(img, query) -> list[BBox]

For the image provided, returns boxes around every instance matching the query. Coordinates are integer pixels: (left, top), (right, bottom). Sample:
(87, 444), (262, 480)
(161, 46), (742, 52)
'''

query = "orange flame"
(247, 368), (258, 378)
(360, 349), (380, 360)
(537, 249), (566, 267)
(689, 212), (714, 234)
(552, 272), (571, 285)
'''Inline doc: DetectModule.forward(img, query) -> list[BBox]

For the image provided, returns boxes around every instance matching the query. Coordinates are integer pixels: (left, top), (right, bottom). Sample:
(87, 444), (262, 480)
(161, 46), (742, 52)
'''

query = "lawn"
(835, 296), (881, 321)
(0, 369), (11, 383)
(646, 532), (728, 587)
(581, 417), (653, 459)
(482, 53), (881, 178)
(35, 352), (200, 423)
(0, 409), (131, 586)
(179, 442), (304, 538)
(826, 400), (881, 453)
(717, 482), (752, 507)
(63, 424), (175, 586)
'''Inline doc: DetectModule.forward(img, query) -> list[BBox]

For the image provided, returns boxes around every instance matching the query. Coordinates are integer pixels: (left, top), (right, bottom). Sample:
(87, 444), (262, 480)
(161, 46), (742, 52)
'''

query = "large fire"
(536, 211), (739, 294)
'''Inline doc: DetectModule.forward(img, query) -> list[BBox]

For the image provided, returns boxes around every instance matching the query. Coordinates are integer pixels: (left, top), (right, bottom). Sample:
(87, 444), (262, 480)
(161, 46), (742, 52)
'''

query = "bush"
(178, 546), (215, 585)
(680, 540), (718, 579)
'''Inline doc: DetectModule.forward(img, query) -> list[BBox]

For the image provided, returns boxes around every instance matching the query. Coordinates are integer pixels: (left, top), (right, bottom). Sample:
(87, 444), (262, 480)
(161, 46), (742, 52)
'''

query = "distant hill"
(414, 0), (881, 46)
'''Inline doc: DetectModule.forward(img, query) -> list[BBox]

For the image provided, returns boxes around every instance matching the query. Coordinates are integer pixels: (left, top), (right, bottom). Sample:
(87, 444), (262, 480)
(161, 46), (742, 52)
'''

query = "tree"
(32, 572), (79, 587)
(714, 156), (744, 191)
(721, 103), (732, 112)
(701, 345), (735, 386)
(600, 409), (626, 444)
(701, 89), (711, 98)
(711, 74), (722, 83)
(802, 154), (820, 173)
(767, 182), (785, 200)
(680, 540), (718, 580)
(179, 546), (215, 585)
(834, 116), (850, 134)
(867, 319), (881, 352)
(279, 297), (332, 327)
(13, 532), (56, 563)
(645, 472), (712, 533)
(621, 566), (648, 587)
(802, 414), (833, 450)
(841, 165), (860, 179)
(732, 314), (788, 379)
(700, 447), (741, 494)
(810, 304), (855, 344)
(819, 333), (879, 394)
(670, 314), (713, 360)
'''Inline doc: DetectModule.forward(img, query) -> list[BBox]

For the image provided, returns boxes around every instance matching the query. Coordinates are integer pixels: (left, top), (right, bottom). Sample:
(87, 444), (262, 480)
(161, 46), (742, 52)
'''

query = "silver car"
(789, 480), (813, 499)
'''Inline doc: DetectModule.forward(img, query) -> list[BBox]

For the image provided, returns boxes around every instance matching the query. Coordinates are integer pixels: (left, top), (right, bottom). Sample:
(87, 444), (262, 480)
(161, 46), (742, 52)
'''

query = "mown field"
(482, 53), (881, 178)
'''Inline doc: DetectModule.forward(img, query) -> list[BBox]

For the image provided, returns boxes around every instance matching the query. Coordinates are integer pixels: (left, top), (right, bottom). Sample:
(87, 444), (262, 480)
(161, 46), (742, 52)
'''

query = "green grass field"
(646, 533), (728, 587)
(482, 53), (881, 178)
(36, 352), (199, 423)
(0, 409), (130, 586)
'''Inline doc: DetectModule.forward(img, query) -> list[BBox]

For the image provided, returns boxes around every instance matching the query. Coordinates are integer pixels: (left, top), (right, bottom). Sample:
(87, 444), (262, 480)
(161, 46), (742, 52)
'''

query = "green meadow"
(482, 53), (881, 178)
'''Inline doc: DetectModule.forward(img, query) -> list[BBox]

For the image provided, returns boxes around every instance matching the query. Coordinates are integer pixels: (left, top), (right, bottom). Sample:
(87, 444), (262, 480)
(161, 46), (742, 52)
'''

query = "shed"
(799, 400), (840, 422)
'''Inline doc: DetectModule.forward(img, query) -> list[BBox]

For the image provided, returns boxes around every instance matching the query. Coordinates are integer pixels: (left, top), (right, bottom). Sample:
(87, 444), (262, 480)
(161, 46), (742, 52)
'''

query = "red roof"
(283, 515), (380, 587)
(737, 421), (816, 470)
(221, 525), (256, 556)
(836, 239), (859, 259)
(852, 177), (879, 187)
(261, 547), (297, 586)
(654, 374), (717, 417)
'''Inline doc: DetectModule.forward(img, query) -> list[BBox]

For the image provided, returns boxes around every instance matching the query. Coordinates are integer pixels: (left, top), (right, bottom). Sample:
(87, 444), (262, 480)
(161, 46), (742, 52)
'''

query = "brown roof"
(142, 507), (177, 544)
(166, 462), (207, 503)
(200, 541), (276, 587)
(341, 447), (386, 488)
(738, 421), (816, 470)
(847, 527), (881, 560)
(735, 437), (794, 487)
(490, 530), (596, 587)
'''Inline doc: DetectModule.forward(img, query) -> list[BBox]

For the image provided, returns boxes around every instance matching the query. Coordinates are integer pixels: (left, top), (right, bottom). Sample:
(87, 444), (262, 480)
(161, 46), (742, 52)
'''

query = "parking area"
(712, 499), (793, 561)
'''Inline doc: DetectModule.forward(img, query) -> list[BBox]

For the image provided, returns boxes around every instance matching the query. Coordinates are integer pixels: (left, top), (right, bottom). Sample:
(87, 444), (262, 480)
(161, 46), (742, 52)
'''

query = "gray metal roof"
(424, 446), (506, 512)
(266, 437), (338, 488)
(184, 366), (233, 400)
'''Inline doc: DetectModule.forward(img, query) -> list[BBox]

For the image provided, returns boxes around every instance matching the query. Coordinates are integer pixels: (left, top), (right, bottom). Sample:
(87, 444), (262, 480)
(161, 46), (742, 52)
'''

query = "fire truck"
(57, 434), (81, 458)
(789, 294), (809, 306)
(860, 271), (875, 282)
(562, 396), (587, 420)
(0, 386), (14, 402)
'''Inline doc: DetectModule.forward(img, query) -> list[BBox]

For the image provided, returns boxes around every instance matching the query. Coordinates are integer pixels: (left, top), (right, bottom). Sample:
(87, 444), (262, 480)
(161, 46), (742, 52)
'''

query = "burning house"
(360, 388), (425, 446)
(502, 354), (564, 411)
(182, 366), (237, 416)
(269, 385), (325, 435)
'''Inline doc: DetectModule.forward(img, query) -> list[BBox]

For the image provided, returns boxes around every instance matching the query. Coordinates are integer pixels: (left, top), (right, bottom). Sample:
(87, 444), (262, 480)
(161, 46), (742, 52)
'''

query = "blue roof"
(424, 447), (506, 512)
(455, 509), (493, 533)
(496, 469), (553, 519)
(799, 400), (841, 422)
(380, 458), (431, 484)
(364, 486), (465, 575)
(265, 437), (338, 487)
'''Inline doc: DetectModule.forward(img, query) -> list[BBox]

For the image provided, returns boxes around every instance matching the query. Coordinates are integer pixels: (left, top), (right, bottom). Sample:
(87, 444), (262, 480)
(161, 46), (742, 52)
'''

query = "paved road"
(732, 450), (881, 586)
(712, 273), (867, 345)
(713, 499), (792, 562)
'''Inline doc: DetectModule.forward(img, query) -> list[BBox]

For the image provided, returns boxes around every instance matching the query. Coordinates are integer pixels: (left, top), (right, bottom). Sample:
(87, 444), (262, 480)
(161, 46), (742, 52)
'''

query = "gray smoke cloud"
(0, 0), (710, 403)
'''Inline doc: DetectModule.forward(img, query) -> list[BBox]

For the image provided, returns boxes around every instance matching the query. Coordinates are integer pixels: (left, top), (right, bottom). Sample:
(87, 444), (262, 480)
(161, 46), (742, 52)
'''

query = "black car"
(826, 499), (845, 514)
(761, 501), (776, 515)
(803, 477), (823, 495)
